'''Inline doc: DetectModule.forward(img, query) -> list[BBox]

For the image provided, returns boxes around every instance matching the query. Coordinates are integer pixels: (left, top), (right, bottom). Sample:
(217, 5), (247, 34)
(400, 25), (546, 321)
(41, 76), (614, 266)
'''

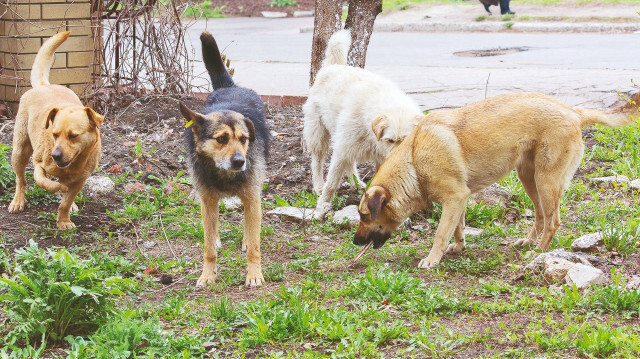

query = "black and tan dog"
(354, 93), (633, 268)
(181, 32), (270, 287)
(8, 31), (103, 229)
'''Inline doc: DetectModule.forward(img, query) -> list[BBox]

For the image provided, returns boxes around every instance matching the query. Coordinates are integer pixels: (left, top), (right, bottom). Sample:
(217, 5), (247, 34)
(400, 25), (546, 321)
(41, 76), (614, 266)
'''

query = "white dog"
(303, 30), (422, 216)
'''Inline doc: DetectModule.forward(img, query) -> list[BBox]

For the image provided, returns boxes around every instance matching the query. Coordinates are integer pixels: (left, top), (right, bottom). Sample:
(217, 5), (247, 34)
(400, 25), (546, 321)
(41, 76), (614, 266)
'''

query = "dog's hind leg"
(303, 110), (329, 196)
(196, 191), (221, 287)
(8, 108), (32, 213)
(347, 163), (367, 190)
(316, 156), (351, 215)
(419, 196), (468, 269)
(239, 188), (264, 287)
(513, 152), (545, 247)
(445, 209), (466, 255)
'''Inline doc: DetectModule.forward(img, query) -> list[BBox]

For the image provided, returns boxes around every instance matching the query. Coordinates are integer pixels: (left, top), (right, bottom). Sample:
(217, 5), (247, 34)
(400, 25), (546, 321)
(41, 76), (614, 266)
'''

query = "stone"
(332, 205), (360, 227)
(565, 263), (608, 289)
(160, 274), (173, 285)
(261, 11), (287, 18)
(107, 164), (123, 174)
(267, 206), (323, 221)
(626, 275), (640, 290)
(524, 249), (607, 274)
(84, 175), (115, 196)
(469, 184), (512, 208)
(163, 182), (189, 194)
(630, 179), (640, 190)
(293, 10), (313, 17)
(142, 241), (156, 249)
(124, 182), (145, 194)
(571, 232), (603, 252)
(591, 175), (630, 185)
(542, 257), (575, 283)
(222, 197), (243, 211)
(464, 227), (484, 236)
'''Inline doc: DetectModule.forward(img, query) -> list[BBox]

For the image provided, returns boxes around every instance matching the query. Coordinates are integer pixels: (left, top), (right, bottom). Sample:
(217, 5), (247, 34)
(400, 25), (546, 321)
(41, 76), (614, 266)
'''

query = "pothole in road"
(454, 47), (528, 57)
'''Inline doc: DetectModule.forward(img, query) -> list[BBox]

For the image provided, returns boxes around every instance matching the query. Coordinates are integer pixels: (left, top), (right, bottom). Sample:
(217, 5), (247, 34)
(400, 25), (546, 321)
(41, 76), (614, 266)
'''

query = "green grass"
(182, 1), (226, 18)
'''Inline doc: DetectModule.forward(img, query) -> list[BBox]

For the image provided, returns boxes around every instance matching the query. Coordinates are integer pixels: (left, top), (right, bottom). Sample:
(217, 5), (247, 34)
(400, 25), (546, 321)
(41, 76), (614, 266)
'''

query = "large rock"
(543, 257), (575, 283)
(571, 232), (603, 252)
(84, 175), (115, 196)
(261, 11), (287, 18)
(565, 263), (608, 289)
(469, 184), (512, 208)
(267, 206), (323, 222)
(332, 205), (360, 227)
(626, 275), (640, 290)
(524, 249), (608, 274)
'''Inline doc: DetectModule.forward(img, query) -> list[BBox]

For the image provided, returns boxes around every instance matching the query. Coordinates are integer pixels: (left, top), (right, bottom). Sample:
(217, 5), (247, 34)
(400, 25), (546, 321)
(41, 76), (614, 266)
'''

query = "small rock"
(142, 241), (156, 249)
(523, 208), (534, 218)
(332, 205), (360, 227)
(293, 10), (313, 17)
(107, 164), (123, 174)
(626, 275), (640, 290)
(571, 232), (603, 252)
(630, 179), (640, 190)
(123, 141), (136, 147)
(267, 206), (323, 221)
(202, 342), (216, 350)
(163, 182), (189, 194)
(160, 274), (173, 285)
(124, 182), (145, 194)
(469, 184), (512, 208)
(464, 227), (484, 236)
(84, 176), (115, 196)
(222, 197), (243, 211)
(261, 11), (287, 18)
(591, 175), (630, 185)
(565, 263), (608, 289)
(543, 257), (575, 283)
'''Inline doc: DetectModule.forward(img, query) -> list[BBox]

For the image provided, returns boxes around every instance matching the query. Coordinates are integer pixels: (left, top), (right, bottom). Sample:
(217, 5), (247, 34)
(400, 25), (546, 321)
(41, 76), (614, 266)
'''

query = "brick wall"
(0, 0), (95, 112)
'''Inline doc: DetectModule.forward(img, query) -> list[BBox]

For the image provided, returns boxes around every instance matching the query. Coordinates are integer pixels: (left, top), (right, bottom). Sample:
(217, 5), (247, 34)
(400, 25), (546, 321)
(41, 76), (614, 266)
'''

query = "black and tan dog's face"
(354, 186), (401, 249)
(180, 103), (255, 172)
(46, 107), (103, 168)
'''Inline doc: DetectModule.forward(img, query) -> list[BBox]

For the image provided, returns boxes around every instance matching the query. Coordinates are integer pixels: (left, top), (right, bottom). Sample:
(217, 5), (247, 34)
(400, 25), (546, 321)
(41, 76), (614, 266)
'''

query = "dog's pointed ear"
(366, 186), (389, 221)
(85, 107), (104, 128)
(243, 118), (255, 142)
(180, 102), (204, 133)
(45, 108), (59, 129)
(371, 115), (389, 141)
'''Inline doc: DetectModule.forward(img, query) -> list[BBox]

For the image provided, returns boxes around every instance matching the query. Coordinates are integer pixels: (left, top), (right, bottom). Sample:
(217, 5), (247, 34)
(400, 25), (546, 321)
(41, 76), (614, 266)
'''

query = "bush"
(0, 144), (15, 191)
(0, 241), (136, 345)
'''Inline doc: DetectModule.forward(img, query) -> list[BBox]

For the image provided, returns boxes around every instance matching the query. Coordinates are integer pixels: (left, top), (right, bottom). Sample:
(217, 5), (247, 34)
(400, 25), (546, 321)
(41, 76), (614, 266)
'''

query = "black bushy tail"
(200, 32), (234, 90)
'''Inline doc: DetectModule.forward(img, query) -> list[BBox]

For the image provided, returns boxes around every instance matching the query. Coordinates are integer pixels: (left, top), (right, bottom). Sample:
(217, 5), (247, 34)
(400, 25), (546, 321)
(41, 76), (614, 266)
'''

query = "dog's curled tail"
(201, 32), (234, 90)
(577, 108), (634, 128)
(31, 31), (70, 88)
(322, 30), (351, 68)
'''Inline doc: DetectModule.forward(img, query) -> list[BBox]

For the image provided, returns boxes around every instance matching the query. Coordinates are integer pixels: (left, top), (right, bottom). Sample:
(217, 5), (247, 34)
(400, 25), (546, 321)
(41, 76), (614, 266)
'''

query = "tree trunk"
(344, 0), (382, 68)
(309, 0), (342, 86)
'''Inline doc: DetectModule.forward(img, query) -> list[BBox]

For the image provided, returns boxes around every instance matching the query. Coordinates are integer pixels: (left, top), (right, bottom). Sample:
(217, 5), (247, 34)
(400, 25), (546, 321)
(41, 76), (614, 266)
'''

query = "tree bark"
(344, 0), (382, 69)
(309, 0), (342, 86)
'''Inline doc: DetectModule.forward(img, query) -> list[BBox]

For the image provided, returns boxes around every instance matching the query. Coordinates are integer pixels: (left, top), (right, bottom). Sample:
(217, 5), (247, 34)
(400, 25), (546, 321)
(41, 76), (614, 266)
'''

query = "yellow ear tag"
(184, 118), (193, 128)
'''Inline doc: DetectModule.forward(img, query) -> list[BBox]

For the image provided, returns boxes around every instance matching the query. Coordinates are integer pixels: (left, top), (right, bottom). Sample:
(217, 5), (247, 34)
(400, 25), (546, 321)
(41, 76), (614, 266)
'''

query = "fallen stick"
(351, 240), (373, 265)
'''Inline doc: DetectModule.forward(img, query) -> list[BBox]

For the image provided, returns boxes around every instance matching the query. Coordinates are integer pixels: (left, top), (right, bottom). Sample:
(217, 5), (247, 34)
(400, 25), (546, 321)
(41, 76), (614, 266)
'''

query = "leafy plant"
(600, 218), (639, 255)
(0, 241), (136, 344)
(270, 0), (297, 7)
(183, 1), (226, 18)
(576, 324), (628, 357)
(0, 144), (15, 191)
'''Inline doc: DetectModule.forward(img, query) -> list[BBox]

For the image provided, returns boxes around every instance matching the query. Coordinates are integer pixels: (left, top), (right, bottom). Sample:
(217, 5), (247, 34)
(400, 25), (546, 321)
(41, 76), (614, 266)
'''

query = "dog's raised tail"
(31, 31), (70, 88)
(577, 108), (634, 128)
(201, 32), (234, 90)
(322, 30), (351, 68)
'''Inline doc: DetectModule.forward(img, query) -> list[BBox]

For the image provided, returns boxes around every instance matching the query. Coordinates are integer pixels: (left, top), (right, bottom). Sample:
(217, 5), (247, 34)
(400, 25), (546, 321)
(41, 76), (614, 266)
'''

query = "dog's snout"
(231, 152), (245, 169)
(51, 148), (63, 162)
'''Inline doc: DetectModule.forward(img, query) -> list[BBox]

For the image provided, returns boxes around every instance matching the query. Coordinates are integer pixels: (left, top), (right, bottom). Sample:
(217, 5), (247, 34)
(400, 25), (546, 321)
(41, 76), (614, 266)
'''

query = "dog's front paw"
(445, 242), (465, 255)
(513, 237), (534, 247)
(57, 220), (76, 230)
(246, 263), (264, 287)
(418, 257), (440, 269)
(314, 202), (331, 219)
(8, 198), (27, 213)
(70, 202), (79, 213)
(196, 269), (218, 288)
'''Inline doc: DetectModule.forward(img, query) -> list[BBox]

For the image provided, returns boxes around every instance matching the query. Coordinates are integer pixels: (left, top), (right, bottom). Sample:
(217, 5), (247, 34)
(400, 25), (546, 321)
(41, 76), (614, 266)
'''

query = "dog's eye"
(386, 139), (395, 144)
(53, 133), (59, 139)
(216, 136), (228, 144)
(239, 136), (248, 144)
(68, 133), (78, 139)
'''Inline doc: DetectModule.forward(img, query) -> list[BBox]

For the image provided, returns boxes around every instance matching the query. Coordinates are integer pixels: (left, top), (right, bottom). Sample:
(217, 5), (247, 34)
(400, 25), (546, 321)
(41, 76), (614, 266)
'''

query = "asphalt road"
(185, 17), (640, 110)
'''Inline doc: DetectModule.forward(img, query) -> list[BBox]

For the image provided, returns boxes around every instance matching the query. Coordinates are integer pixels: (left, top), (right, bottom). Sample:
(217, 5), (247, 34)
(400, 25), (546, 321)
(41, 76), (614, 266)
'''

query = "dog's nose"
(231, 152), (245, 169)
(51, 149), (63, 162)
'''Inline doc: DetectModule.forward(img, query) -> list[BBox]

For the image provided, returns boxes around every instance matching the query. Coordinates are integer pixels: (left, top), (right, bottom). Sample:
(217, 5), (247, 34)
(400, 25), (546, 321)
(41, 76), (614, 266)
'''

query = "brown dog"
(354, 92), (633, 268)
(8, 31), (103, 229)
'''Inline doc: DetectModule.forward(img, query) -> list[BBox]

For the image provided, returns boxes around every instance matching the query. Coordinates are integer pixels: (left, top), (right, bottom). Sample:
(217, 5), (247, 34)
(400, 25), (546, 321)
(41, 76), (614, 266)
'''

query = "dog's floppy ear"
(85, 107), (104, 128)
(179, 102), (204, 134)
(243, 118), (255, 142)
(45, 108), (59, 129)
(371, 115), (389, 141)
(367, 186), (389, 221)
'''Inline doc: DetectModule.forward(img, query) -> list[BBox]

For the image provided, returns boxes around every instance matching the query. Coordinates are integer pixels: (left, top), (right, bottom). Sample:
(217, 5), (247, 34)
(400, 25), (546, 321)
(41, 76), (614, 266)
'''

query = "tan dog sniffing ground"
(8, 31), (103, 229)
(353, 92), (633, 268)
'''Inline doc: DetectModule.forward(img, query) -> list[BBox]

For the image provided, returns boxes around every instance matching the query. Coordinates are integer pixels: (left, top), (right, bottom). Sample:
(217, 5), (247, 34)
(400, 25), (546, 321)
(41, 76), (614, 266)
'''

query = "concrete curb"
(300, 21), (640, 34)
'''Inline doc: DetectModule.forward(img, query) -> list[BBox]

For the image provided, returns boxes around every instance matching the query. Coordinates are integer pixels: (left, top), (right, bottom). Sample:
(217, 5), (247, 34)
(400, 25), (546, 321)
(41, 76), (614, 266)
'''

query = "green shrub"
(0, 241), (136, 344)
(183, 1), (225, 18)
(0, 144), (15, 191)
(600, 218), (639, 255)
(270, 0), (297, 7)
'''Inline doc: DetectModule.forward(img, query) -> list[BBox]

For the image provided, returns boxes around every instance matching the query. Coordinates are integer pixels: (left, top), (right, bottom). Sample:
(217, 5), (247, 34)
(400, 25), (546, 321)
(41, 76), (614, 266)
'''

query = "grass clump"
(270, 0), (297, 6)
(600, 218), (639, 255)
(183, 1), (226, 18)
(0, 241), (136, 345)
(0, 144), (14, 191)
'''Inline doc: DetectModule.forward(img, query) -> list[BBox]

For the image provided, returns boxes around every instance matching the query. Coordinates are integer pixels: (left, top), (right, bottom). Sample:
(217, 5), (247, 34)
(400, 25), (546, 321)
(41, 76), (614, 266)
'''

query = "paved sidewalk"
(190, 3), (640, 110)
